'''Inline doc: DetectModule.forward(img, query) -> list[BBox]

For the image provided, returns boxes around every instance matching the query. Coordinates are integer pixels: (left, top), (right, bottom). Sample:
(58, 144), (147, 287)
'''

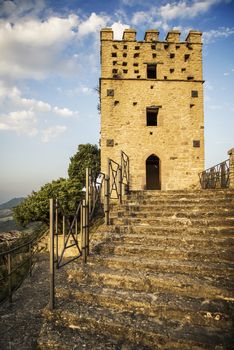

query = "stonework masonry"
(100, 28), (205, 190)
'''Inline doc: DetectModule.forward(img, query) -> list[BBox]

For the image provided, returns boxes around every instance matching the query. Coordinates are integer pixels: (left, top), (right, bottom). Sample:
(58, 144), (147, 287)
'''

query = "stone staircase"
(38, 190), (234, 350)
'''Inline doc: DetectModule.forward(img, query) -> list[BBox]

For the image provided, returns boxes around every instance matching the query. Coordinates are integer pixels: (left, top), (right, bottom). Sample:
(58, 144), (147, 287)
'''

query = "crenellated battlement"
(100, 28), (203, 82)
(100, 28), (202, 44)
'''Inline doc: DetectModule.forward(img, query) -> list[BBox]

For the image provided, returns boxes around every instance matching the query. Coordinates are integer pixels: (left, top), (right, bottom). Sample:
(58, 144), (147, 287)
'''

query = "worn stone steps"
(94, 242), (233, 264)
(101, 224), (234, 237)
(110, 210), (234, 219)
(110, 216), (234, 227)
(106, 232), (234, 246)
(39, 189), (234, 349)
(87, 255), (234, 279)
(40, 299), (233, 350)
(67, 265), (233, 299)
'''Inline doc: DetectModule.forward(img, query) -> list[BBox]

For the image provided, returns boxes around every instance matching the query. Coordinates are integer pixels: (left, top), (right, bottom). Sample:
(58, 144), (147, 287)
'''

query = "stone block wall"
(100, 28), (204, 190)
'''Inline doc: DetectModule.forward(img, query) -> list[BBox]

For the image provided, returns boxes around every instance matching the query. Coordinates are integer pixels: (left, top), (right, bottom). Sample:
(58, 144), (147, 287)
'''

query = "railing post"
(118, 165), (122, 204)
(55, 199), (58, 268)
(85, 168), (90, 256)
(228, 148), (234, 189)
(62, 216), (66, 246)
(29, 243), (32, 277)
(82, 199), (87, 263)
(7, 253), (12, 303)
(49, 198), (55, 310)
(104, 176), (110, 225)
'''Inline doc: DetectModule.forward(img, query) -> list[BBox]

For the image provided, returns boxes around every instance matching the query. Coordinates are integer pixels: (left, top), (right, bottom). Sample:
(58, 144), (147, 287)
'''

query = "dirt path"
(0, 253), (66, 350)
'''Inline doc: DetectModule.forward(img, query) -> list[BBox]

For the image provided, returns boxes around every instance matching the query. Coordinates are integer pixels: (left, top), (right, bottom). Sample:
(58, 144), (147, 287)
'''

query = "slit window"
(146, 107), (159, 126)
(147, 64), (157, 79)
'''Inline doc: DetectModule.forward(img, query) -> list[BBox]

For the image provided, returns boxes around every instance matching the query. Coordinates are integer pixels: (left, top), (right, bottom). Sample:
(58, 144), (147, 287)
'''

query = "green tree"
(13, 143), (100, 226)
(13, 178), (82, 226)
(68, 144), (100, 186)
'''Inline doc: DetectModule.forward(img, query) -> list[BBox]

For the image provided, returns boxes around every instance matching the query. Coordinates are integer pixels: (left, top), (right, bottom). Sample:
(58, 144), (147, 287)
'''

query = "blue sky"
(0, 0), (233, 203)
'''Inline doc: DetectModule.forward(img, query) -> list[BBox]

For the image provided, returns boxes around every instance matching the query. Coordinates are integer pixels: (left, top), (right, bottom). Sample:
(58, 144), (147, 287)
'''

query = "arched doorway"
(146, 155), (161, 190)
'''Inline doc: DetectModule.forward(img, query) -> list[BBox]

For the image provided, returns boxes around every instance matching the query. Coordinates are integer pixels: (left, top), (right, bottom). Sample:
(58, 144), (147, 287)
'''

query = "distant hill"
(0, 197), (25, 210)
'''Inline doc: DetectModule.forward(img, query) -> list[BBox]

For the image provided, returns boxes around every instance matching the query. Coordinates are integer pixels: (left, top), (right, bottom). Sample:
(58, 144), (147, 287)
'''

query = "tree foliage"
(68, 144), (100, 186)
(13, 144), (100, 226)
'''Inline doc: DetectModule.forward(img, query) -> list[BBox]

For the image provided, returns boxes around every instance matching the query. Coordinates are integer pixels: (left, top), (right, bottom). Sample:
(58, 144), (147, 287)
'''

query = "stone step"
(67, 266), (234, 300)
(108, 233), (234, 247)
(88, 255), (234, 279)
(56, 284), (233, 331)
(99, 224), (234, 237)
(93, 243), (234, 265)
(110, 210), (234, 219)
(110, 216), (234, 227)
(127, 190), (234, 198)
(111, 203), (234, 212)
(40, 297), (233, 350)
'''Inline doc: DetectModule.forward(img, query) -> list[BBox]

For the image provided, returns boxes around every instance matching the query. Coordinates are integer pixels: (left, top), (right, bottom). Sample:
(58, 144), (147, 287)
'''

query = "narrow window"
(146, 107), (159, 126)
(147, 64), (157, 79)
(184, 54), (190, 61)
(152, 53), (157, 58)
(170, 68), (174, 73)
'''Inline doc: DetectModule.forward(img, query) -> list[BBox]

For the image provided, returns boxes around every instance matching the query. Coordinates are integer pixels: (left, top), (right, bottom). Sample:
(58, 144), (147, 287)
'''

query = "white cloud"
(41, 125), (67, 143)
(53, 106), (78, 117)
(0, 110), (37, 136)
(78, 12), (109, 37)
(158, 0), (221, 20)
(203, 27), (234, 43)
(111, 22), (130, 40)
(131, 12), (149, 26)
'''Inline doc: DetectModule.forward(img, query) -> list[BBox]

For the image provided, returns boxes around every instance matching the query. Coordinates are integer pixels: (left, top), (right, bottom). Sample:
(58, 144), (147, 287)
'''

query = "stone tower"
(100, 28), (204, 190)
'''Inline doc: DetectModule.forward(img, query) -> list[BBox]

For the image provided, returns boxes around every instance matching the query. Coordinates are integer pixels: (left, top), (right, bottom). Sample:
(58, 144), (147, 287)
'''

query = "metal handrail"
(49, 150), (130, 309)
(0, 228), (46, 304)
(199, 159), (230, 189)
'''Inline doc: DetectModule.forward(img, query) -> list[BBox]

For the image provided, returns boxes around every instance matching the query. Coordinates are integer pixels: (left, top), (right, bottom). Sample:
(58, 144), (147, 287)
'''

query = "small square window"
(193, 140), (200, 148)
(112, 53), (117, 57)
(122, 62), (127, 66)
(184, 54), (190, 61)
(107, 89), (114, 96)
(181, 68), (186, 72)
(123, 45), (128, 49)
(123, 53), (127, 57)
(191, 90), (198, 98)
(147, 64), (157, 79)
(146, 107), (159, 126)
(170, 68), (174, 73)
(152, 53), (157, 58)
(151, 45), (156, 50)
(176, 45), (180, 49)
(135, 46), (140, 50)
(113, 61), (117, 65)
(112, 44), (118, 49)
(133, 63), (139, 67)
(170, 53), (175, 59)
(123, 69), (128, 74)
(164, 44), (169, 49)
(106, 139), (114, 147)
(134, 70), (139, 73)
(134, 53), (140, 58)
(112, 69), (118, 74)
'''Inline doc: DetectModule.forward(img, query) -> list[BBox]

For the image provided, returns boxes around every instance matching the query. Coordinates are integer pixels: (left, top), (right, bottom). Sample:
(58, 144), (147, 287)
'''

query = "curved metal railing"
(199, 159), (230, 189)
